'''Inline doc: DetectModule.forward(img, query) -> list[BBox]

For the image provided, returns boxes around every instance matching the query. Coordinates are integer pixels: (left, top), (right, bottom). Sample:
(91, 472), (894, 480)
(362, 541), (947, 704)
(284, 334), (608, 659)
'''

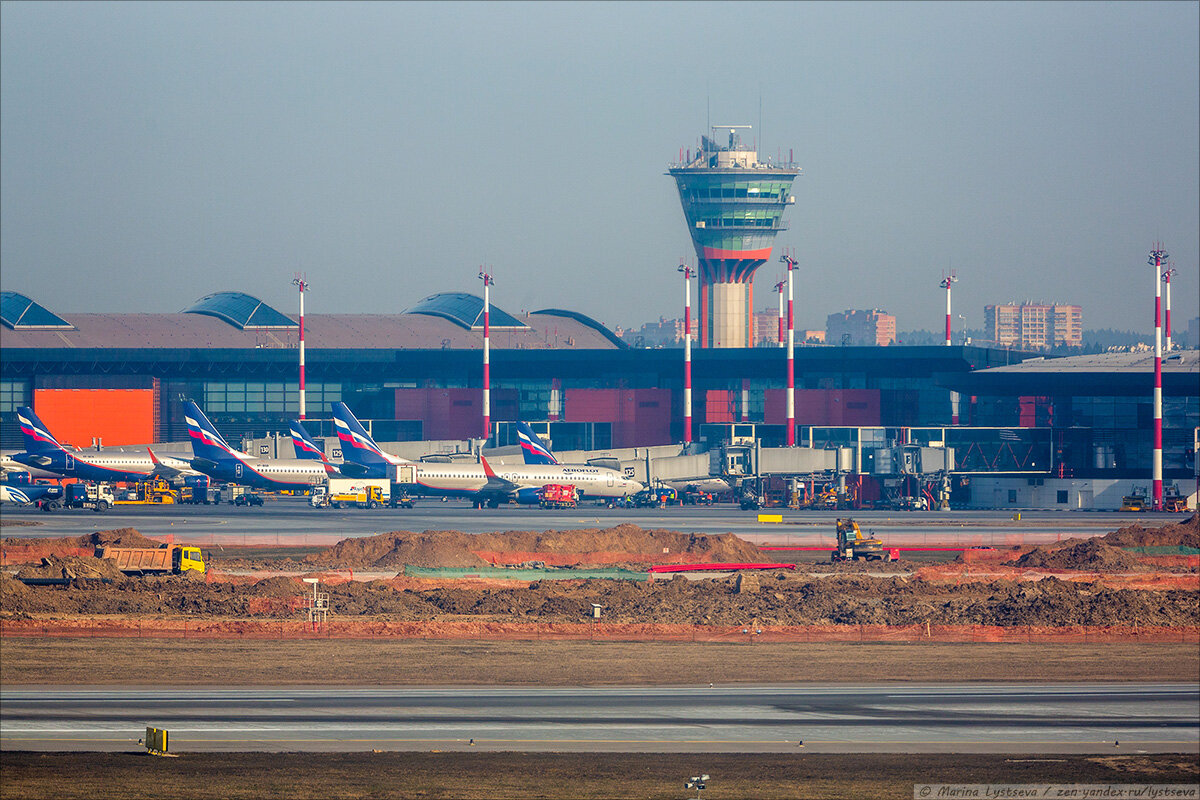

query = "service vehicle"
(62, 483), (115, 512)
(682, 489), (714, 506)
(831, 518), (893, 562)
(234, 492), (264, 507)
(739, 491), (762, 511)
(538, 484), (577, 509)
(95, 544), (206, 575)
(310, 478), (391, 509)
(180, 484), (220, 505)
(633, 486), (678, 508)
(1120, 492), (1148, 512)
(114, 478), (178, 505)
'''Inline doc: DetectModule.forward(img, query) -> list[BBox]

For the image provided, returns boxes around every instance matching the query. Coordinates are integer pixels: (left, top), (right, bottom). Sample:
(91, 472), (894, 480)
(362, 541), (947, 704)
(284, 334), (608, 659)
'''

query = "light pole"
(941, 274), (960, 425)
(1149, 246), (1167, 511)
(1163, 265), (1176, 352)
(679, 263), (694, 445)
(940, 274), (957, 347)
(292, 276), (309, 420)
(479, 269), (494, 442)
(779, 253), (798, 446)
(774, 280), (785, 348)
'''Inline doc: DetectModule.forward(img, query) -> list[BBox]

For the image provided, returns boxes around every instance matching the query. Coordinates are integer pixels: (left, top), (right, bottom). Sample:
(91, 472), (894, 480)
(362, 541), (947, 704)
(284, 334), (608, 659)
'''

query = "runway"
(0, 500), (1149, 548)
(3, 684), (1196, 753)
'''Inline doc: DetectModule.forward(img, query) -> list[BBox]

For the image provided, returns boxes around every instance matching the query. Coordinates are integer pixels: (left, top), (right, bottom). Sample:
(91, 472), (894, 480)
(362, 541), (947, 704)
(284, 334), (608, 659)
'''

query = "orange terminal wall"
(33, 389), (157, 447)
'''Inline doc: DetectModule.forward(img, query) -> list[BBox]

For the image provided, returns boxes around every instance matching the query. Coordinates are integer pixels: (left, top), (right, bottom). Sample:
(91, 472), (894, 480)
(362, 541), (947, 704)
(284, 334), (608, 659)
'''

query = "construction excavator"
(831, 518), (893, 562)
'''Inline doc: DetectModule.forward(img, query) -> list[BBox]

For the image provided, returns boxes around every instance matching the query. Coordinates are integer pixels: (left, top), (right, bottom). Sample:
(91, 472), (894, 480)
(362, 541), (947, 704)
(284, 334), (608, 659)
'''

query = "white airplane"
(332, 402), (644, 507)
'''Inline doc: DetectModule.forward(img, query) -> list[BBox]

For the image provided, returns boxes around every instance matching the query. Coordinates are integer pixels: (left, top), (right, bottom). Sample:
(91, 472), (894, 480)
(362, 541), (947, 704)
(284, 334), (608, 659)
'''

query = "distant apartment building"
(618, 317), (697, 348)
(985, 302), (1082, 349)
(825, 309), (896, 346)
(751, 309), (827, 347)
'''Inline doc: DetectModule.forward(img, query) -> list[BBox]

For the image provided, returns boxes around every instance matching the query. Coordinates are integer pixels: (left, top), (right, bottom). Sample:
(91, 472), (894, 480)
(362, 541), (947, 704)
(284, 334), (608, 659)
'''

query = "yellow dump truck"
(95, 545), (206, 575)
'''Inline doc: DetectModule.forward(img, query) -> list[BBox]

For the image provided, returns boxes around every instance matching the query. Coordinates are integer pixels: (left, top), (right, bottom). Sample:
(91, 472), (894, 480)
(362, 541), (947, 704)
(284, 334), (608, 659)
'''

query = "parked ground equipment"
(310, 478), (390, 509)
(831, 518), (892, 562)
(95, 544), (206, 575)
(538, 484), (577, 509)
(115, 478), (178, 505)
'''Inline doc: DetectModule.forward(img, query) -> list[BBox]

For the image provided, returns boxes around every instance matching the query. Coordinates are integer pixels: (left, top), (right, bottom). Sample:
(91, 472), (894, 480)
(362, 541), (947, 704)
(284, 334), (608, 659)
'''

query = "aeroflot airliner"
(11, 407), (207, 487)
(183, 401), (338, 490)
(331, 402), (643, 507)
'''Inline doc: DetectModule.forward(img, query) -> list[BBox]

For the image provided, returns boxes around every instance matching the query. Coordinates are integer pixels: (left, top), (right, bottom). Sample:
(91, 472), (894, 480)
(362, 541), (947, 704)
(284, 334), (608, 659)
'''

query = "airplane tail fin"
(182, 400), (241, 464)
(515, 422), (559, 465)
(331, 402), (399, 467)
(289, 420), (328, 461)
(16, 407), (65, 454)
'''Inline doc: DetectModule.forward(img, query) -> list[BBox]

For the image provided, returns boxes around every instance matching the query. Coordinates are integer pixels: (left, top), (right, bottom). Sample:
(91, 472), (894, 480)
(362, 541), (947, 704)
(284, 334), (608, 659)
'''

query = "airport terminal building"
(2, 289), (1196, 507)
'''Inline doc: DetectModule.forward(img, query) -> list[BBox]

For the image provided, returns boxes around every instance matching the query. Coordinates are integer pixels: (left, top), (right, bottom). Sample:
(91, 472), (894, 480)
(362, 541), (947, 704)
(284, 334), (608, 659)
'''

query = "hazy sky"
(2, 1), (1197, 335)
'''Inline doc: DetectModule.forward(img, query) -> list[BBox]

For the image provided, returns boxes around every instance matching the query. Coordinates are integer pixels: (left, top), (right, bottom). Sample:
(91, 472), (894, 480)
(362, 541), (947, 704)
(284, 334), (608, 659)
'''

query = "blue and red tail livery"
(289, 420), (327, 461)
(331, 402), (402, 470)
(17, 407), (66, 454)
(516, 422), (559, 465)
(182, 400), (241, 465)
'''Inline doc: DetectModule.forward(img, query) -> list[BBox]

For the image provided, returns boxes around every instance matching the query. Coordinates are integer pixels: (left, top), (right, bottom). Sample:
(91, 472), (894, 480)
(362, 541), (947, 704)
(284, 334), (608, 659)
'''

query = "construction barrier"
(1, 619), (1195, 644)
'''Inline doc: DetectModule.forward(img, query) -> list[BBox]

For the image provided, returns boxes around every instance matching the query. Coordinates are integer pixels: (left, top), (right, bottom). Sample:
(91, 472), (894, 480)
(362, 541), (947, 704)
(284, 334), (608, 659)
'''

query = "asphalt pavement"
(0, 498), (1161, 547)
(3, 683), (1196, 754)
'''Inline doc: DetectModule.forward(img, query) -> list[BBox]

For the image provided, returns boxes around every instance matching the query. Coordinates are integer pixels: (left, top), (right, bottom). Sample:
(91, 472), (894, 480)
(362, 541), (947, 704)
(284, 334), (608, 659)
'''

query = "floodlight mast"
(679, 263), (694, 445)
(1162, 265), (1176, 351)
(780, 252), (798, 446)
(941, 273), (960, 425)
(292, 276), (309, 419)
(1149, 246), (1167, 511)
(479, 269), (495, 441)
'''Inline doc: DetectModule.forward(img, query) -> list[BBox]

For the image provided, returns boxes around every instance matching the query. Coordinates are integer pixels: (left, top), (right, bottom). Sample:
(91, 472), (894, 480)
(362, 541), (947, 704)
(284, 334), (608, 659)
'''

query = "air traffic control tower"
(668, 126), (799, 348)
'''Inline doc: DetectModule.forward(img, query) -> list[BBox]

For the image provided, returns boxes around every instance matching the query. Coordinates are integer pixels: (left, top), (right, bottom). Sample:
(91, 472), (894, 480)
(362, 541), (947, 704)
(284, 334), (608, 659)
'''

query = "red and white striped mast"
(941, 273), (960, 425)
(940, 273), (957, 347)
(774, 280), (786, 348)
(1149, 246), (1167, 511)
(678, 263), (694, 445)
(780, 252), (798, 446)
(1162, 264), (1176, 352)
(478, 268), (494, 442)
(292, 275), (309, 420)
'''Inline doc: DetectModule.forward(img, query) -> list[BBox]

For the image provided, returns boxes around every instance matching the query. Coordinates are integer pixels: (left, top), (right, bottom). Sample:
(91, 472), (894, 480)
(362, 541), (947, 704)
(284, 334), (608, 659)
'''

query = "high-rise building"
(668, 127), (799, 348)
(826, 309), (896, 346)
(985, 302), (1082, 349)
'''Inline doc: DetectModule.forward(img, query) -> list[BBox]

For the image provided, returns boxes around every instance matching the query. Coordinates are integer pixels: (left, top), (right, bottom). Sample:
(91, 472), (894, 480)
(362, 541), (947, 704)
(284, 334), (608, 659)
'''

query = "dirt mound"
(2, 528), (164, 553)
(304, 526), (761, 570)
(82, 528), (165, 548)
(1101, 514), (1199, 549)
(305, 531), (488, 569)
(14, 554), (126, 582)
(245, 576), (308, 598)
(4, 571), (1194, 627)
(1008, 539), (1144, 571)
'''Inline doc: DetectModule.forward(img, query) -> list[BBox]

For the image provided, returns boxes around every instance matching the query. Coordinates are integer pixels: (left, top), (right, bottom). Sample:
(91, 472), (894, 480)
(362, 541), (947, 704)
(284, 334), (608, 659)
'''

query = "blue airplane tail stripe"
(16, 407), (65, 454)
(183, 401), (242, 464)
(516, 422), (559, 465)
(289, 421), (326, 461)
(331, 402), (395, 467)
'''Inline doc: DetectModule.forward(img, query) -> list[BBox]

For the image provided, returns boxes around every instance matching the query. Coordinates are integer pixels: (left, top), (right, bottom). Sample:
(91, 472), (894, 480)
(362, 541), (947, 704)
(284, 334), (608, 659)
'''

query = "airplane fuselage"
(190, 455), (331, 491)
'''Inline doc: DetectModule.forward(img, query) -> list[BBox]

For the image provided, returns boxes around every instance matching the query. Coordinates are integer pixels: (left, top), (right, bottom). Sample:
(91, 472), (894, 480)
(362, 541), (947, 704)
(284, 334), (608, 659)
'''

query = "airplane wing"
(147, 448), (204, 482)
(479, 455), (521, 493)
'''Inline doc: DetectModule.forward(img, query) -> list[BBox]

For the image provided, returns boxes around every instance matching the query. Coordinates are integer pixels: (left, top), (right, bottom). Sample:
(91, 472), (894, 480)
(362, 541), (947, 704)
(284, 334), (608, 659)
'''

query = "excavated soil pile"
(303, 525), (761, 570)
(2, 527), (164, 556)
(14, 555), (126, 582)
(1100, 514), (1199, 549)
(2, 572), (1196, 627)
(1008, 539), (1145, 571)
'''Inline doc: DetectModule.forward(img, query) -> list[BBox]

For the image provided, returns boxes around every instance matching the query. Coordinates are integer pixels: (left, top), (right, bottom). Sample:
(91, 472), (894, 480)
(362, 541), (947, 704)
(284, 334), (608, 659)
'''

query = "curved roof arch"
(405, 292), (528, 330)
(0, 291), (74, 330)
(530, 309), (627, 349)
(182, 292), (296, 330)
